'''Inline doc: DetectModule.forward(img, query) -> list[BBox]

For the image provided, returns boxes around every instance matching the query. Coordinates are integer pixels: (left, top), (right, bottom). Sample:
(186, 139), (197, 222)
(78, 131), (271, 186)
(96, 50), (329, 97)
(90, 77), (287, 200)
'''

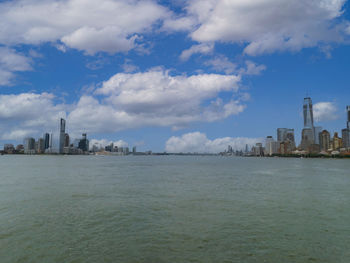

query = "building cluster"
(2, 118), (90, 155)
(251, 98), (350, 157)
(91, 143), (138, 156)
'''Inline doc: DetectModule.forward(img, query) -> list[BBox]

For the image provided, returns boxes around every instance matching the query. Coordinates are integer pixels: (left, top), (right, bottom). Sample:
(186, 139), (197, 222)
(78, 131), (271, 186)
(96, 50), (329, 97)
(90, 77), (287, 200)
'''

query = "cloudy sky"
(0, 0), (350, 152)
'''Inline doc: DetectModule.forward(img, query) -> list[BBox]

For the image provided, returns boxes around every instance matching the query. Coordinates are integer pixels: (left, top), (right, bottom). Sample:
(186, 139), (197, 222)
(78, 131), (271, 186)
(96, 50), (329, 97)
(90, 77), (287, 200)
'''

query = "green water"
(0, 155), (349, 262)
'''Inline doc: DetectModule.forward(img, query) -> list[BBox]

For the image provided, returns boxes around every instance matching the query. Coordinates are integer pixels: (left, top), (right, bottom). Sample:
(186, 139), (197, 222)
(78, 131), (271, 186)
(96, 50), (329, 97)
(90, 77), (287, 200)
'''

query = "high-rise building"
(313, 126), (322, 145)
(78, 133), (89, 152)
(24, 137), (35, 154)
(277, 128), (295, 149)
(300, 97), (315, 150)
(64, 133), (70, 147)
(37, 138), (45, 154)
(333, 132), (342, 150)
(347, 105), (350, 129)
(265, 136), (280, 156)
(303, 97), (314, 129)
(319, 130), (331, 151)
(44, 133), (50, 150)
(59, 118), (66, 154)
(341, 128), (350, 149)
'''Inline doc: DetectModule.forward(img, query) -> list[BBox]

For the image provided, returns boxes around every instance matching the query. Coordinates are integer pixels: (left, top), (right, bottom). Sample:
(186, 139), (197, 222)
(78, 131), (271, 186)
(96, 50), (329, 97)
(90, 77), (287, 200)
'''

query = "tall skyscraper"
(24, 137), (35, 154)
(313, 126), (322, 145)
(347, 105), (350, 129)
(78, 133), (89, 152)
(59, 118), (66, 154)
(303, 97), (314, 129)
(300, 97), (315, 150)
(44, 133), (50, 150)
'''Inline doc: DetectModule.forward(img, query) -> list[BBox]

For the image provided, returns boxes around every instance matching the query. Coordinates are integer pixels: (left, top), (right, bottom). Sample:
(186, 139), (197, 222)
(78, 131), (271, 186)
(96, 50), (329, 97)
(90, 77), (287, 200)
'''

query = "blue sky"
(0, 0), (350, 152)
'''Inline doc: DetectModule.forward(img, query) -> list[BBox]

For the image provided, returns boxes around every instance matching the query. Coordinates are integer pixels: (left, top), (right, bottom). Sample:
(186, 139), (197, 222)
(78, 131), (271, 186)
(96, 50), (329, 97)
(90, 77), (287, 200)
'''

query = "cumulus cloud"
(0, 92), (66, 140)
(165, 132), (261, 153)
(243, 61), (266, 75)
(0, 68), (246, 141)
(174, 0), (348, 55)
(0, 47), (32, 86)
(313, 102), (339, 122)
(68, 69), (244, 133)
(180, 43), (214, 61)
(0, 0), (168, 55)
(204, 55), (237, 74)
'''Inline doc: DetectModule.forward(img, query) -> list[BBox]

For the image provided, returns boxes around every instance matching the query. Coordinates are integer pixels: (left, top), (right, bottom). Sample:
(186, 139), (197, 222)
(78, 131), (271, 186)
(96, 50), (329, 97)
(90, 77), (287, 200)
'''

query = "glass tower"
(303, 97), (314, 129)
(59, 118), (66, 154)
(347, 105), (350, 129)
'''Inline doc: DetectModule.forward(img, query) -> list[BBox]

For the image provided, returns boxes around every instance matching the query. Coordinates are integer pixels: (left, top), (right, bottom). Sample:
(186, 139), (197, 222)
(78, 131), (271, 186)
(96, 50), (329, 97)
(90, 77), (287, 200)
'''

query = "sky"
(0, 0), (350, 152)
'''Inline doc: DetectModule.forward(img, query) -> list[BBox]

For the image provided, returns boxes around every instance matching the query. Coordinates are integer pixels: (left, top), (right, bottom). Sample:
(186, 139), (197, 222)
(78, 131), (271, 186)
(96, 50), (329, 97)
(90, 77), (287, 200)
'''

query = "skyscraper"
(342, 106), (350, 148)
(300, 97), (315, 150)
(319, 130), (331, 151)
(44, 133), (50, 150)
(303, 97), (314, 129)
(59, 118), (66, 154)
(347, 105), (350, 129)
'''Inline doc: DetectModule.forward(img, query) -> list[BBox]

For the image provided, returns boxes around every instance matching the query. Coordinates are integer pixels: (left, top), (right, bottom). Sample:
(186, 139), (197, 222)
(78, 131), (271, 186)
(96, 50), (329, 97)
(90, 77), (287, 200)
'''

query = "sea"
(0, 155), (349, 263)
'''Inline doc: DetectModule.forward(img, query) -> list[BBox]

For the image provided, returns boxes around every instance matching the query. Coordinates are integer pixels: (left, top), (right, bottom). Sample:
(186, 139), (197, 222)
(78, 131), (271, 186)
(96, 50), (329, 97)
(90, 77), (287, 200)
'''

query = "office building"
(44, 133), (50, 150)
(341, 128), (350, 149)
(78, 133), (89, 152)
(333, 132), (342, 150)
(37, 138), (45, 154)
(319, 130), (331, 151)
(347, 105), (350, 129)
(64, 133), (70, 147)
(265, 136), (280, 156)
(300, 97), (315, 150)
(313, 126), (322, 145)
(59, 118), (66, 154)
(24, 137), (35, 154)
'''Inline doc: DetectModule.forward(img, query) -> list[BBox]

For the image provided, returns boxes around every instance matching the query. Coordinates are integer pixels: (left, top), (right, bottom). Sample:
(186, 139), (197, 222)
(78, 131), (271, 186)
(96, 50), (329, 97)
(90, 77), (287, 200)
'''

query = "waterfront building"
(313, 126), (322, 145)
(342, 128), (350, 149)
(279, 141), (293, 155)
(78, 133), (89, 152)
(277, 128), (288, 142)
(24, 137), (35, 154)
(333, 132), (342, 150)
(265, 136), (280, 156)
(132, 146), (137, 154)
(319, 130), (331, 151)
(4, 144), (15, 154)
(347, 105), (350, 129)
(59, 118), (66, 154)
(64, 133), (70, 147)
(44, 133), (50, 150)
(300, 97), (315, 150)
(252, 143), (264, 156)
(37, 138), (45, 154)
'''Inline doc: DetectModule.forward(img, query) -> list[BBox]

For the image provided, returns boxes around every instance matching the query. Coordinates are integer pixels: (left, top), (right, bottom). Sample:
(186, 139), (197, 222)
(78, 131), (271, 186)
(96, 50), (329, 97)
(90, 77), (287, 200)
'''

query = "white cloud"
(204, 55), (237, 74)
(313, 102), (339, 122)
(0, 69), (247, 141)
(0, 0), (168, 55)
(244, 61), (266, 75)
(180, 43), (214, 61)
(0, 47), (32, 86)
(175, 0), (348, 56)
(68, 69), (244, 133)
(0, 93), (66, 140)
(165, 132), (261, 153)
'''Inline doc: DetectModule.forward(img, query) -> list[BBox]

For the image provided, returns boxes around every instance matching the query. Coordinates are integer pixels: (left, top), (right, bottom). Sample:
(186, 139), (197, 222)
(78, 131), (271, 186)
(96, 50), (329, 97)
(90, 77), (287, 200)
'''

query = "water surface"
(0, 156), (349, 262)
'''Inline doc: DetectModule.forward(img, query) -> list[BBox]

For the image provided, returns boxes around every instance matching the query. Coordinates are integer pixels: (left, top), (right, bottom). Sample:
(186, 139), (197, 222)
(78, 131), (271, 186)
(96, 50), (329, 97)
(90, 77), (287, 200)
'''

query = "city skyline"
(0, 1), (350, 152)
(2, 97), (349, 155)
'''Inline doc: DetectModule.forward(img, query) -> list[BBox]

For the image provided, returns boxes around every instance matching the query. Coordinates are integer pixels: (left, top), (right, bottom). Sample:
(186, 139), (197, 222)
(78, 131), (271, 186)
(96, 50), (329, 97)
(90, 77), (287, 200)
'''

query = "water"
(0, 155), (349, 263)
